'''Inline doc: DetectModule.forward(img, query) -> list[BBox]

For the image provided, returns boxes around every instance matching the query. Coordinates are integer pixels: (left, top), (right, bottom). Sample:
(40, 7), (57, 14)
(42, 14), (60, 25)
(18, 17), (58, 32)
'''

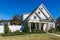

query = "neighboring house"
(0, 20), (9, 25)
(20, 4), (55, 32)
(56, 16), (60, 26)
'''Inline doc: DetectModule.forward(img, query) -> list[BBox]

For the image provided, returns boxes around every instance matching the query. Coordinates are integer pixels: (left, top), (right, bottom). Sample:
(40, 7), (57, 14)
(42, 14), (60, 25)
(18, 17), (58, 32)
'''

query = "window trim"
(38, 12), (40, 14)
(34, 16), (36, 19)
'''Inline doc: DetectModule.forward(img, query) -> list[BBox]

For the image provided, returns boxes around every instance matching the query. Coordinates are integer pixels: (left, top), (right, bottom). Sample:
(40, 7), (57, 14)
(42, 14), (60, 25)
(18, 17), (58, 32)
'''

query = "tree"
(4, 24), (10, 35)
(56, 16), (60, 31)
(11, 14), (22, 25)
(56, 16), (60, 26)
(23, 23), (29, 33)
(13, 14), (20, 21)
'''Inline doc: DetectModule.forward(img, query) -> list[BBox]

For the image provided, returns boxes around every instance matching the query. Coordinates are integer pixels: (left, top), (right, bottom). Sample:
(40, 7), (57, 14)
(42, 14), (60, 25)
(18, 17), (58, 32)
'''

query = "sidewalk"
(47, 33), (60, 37)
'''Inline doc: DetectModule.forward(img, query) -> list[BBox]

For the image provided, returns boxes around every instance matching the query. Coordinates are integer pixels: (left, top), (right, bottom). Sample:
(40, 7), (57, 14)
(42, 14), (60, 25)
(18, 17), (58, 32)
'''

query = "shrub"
(32, 29), (37, 33)
(14, 30), (20, 35)
(9, 29), (12, 32)
(1, 33), (10, 36)
(3, 24), (10, 36)
(36, 29), (41, 33)
(48, 28), (56, 33)
(14, 30), (25, 35)
(56, 26), (60, 31)
(32, 29), (45, 33)
(39, 30), (46, 33)
(9, 32), (14, 36)
(23, 23), (29, 33)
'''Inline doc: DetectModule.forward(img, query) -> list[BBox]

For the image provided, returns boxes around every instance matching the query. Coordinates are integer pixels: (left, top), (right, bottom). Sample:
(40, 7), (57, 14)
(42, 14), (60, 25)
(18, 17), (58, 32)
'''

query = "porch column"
(46, 23), (48, 32)
(39, 23), (41, 30)
(28, 22), (31, 32)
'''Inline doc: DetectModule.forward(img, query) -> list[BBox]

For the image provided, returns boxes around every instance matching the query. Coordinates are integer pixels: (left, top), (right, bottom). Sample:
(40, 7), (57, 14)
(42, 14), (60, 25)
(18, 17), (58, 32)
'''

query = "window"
(50, 24), (53, 28)
(38, 12), (40, 14)
(34, 16), (36, 19)
(41, 8), (43, 9)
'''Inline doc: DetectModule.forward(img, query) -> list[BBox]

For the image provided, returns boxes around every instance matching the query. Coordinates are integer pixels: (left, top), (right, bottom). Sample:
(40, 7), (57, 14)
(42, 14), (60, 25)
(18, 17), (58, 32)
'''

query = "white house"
(0, 3), (55, 33)
(21, 4), (55, 32)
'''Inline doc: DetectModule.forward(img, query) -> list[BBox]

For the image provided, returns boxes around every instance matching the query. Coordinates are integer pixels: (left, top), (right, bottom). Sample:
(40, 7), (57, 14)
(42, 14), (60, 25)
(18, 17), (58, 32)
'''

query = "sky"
(0, 0), (60, 20)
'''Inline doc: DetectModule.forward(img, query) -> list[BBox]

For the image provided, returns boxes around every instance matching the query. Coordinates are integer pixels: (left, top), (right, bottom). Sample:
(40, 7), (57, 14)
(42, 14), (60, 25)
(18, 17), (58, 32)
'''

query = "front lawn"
(54, 31), (60, 35)
(0, 33), (60, 40)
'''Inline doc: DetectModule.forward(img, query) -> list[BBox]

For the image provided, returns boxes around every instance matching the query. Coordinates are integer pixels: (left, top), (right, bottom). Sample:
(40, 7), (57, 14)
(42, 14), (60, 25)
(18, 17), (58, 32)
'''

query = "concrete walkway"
(47, 33), (60, 37)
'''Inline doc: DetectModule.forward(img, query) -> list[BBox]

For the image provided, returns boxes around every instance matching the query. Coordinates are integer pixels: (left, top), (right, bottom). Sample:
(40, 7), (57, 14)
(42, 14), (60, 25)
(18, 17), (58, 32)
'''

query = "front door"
(37, 23), (39, 29)
(41, 23), (48, 32)
(31, 23), (39, 31)
(31, 23), (35, 31)
(41, 23), (44, 31)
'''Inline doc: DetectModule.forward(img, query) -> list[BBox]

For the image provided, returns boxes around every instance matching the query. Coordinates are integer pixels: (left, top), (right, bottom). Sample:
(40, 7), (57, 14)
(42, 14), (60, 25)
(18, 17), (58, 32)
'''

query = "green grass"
(0, 33), (60, 40)
(54, 31), (60, 35)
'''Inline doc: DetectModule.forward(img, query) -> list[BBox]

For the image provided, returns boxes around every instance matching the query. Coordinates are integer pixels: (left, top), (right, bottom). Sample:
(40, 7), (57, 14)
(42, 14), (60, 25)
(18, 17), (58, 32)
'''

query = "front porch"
(28, 22), (48, 32)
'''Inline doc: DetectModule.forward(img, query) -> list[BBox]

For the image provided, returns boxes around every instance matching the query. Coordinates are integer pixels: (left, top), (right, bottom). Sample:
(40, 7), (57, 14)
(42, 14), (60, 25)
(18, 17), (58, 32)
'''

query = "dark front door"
(41, 23), (44, 31)
(31, 23), (39, 31)
(31, 23), (35, 31)
(37, 23), (39, 29)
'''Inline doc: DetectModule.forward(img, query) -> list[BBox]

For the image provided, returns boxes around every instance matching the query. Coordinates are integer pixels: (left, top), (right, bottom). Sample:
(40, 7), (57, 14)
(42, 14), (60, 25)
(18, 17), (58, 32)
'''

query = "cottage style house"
(20, 4), (55, 32)
(0, 4), (55, 33)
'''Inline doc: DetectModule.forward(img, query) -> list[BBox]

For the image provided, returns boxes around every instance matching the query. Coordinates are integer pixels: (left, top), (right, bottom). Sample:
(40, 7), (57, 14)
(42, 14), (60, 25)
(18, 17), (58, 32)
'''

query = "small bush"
(32, 29), (45, 33)
(48, 28), (56, 33)
(1, 33), (10, 36)
(9, 32), (14, 36)
(40, 30), (46, 33)
(14, 30), (20, 35)
(32, 29), (36, 33)
(9, 29), (12, 33)
(14, 30), (25, 35)
(36, 29), (41, 33)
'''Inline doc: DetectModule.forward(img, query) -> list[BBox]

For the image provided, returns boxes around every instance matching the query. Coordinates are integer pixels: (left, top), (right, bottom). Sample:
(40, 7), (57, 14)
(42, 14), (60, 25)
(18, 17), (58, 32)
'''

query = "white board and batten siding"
(35, 7), (47, 19)
(28, 12), (40, 22)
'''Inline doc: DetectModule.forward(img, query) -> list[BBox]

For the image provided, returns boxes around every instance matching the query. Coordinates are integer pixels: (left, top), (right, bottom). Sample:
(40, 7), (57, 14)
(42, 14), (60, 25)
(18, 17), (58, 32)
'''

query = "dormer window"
(34, 16), (36, 19)
(38, 12), (40, 14)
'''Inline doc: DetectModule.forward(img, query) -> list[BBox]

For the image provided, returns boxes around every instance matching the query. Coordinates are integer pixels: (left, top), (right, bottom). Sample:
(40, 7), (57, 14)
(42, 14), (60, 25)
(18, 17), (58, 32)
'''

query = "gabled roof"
(23, 12), (41, 22)
(41, 4), (54, 20)
(23, 3), (55, 22)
